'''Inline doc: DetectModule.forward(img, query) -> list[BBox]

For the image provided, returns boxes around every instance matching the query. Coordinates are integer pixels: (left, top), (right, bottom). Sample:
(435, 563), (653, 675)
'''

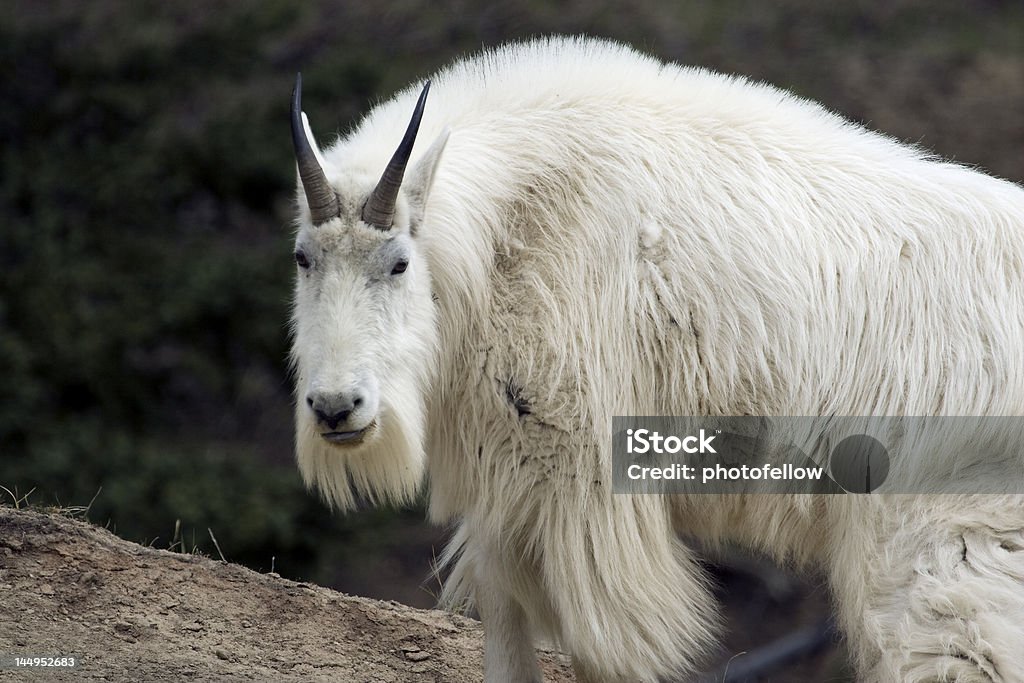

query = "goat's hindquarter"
(826, 494), (1024, 682)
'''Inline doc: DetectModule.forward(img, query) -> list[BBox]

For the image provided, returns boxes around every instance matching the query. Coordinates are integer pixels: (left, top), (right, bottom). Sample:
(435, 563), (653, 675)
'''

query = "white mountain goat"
(287, 37), (1024, 682)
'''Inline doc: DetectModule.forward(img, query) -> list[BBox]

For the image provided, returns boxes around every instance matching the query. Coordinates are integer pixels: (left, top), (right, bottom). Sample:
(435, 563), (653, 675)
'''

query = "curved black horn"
(362, 80), (431, 230)
(291, 73), (339, 225)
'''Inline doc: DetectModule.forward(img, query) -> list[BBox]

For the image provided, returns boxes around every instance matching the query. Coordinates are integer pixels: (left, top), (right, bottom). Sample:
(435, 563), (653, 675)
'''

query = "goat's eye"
(391, 259), (408, 276)
(295, 250), (310, 269)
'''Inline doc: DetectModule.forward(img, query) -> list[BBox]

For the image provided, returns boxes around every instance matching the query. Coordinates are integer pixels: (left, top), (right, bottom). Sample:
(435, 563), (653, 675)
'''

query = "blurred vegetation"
(1, 0), (1022, 640)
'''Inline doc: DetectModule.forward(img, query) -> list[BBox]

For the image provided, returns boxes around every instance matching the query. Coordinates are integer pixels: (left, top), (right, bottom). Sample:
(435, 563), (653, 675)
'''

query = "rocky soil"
(0, 507), (574, 682)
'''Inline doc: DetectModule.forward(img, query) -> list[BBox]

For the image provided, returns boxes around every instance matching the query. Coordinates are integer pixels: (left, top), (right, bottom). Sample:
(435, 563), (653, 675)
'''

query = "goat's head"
(288, 74), (447, 509)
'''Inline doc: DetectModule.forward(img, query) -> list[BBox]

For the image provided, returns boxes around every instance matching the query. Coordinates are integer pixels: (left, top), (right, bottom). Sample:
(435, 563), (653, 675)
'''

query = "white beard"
(295, 381), (427, 511)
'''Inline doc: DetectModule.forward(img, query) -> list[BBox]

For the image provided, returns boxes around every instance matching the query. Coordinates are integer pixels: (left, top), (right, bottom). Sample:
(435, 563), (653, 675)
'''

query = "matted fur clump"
(288, 37), (1024, 682)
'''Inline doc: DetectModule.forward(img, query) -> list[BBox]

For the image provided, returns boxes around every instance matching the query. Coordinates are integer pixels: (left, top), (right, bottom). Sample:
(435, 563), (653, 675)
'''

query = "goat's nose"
(315, 407), (349, 430)
(306, 390), (365, 430)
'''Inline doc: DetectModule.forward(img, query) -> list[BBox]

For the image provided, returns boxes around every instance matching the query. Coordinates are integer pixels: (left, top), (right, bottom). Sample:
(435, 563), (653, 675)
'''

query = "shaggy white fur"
(290, 37), (1024, 682)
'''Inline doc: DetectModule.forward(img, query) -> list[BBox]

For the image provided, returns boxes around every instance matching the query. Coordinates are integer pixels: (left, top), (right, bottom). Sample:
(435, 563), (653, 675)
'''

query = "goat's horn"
(291, 73), (339, 225)
(362, 81), (431, 230)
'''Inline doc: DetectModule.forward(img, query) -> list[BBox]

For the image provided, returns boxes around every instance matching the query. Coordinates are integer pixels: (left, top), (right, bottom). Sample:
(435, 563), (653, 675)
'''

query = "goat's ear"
(406, 127), (450, 232)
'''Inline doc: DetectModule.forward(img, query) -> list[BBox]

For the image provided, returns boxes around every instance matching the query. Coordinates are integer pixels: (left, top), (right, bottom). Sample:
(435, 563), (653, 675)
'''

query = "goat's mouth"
(320, 420), (377, 447)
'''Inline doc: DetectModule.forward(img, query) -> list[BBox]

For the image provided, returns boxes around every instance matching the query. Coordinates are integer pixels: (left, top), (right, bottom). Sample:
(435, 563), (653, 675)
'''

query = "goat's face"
(291, 202), (437, 451)
(288, 76), (447, 509)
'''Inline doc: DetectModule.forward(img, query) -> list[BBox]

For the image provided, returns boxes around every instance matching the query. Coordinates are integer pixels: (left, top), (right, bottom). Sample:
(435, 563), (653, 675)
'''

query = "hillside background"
(2, 0), (1022, 677)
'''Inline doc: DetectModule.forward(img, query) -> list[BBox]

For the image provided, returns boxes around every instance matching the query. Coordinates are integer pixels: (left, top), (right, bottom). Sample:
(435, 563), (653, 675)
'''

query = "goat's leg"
(476, 562), (543, 683)
(479, 587), (542, 683)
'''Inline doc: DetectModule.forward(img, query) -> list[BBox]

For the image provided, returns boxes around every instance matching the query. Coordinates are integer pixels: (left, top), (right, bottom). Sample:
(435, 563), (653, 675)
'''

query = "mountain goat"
(287, 37), (1024, 682)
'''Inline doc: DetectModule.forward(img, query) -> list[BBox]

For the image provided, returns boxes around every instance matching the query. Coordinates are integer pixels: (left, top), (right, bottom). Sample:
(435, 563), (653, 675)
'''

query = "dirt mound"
(0, 507), (574, 682)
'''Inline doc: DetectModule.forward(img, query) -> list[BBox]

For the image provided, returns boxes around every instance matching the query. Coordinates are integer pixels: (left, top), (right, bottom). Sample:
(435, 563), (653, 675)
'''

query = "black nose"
(306, 391), (364, 430)
(315, 407), (350, 430)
